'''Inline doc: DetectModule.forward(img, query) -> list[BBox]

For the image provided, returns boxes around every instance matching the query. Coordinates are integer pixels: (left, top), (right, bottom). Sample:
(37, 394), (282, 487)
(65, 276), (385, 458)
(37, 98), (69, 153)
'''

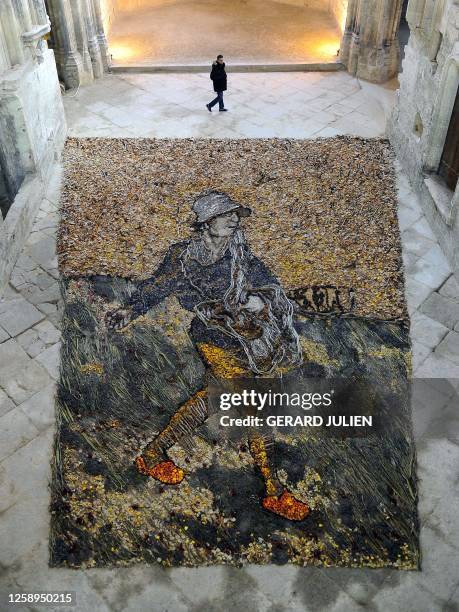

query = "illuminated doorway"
(104, 0), (343, 67)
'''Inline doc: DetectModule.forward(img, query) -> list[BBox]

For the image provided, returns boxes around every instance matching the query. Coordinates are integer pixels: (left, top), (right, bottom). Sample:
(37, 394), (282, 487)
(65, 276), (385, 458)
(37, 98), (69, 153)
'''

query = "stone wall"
(0, 1), (67, 296)
(101, 0), (343, 17)
(100, 0), (330, 13)
(272, 0), (328, 8)
(388, 0), (459, 275)
(329, 0), (348, 32)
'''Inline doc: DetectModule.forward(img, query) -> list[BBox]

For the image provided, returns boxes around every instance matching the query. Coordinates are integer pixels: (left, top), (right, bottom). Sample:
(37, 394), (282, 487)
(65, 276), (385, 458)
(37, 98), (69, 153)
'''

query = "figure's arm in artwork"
(129, 247), (182, 317)
(238, 254), (282, 313)
(248, 253), (280, 287)
(106, 246), (181, 330)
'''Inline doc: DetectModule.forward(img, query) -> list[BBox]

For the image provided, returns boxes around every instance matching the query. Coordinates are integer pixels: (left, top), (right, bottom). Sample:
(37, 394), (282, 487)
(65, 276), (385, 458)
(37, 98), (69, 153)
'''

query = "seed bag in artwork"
(51, 138), (419, 569)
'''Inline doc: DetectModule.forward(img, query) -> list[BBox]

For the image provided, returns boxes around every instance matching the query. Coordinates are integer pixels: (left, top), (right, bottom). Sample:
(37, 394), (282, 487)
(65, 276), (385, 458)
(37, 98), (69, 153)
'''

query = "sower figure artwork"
(53, 138), (419, 569)
(107, 191), (309, 521)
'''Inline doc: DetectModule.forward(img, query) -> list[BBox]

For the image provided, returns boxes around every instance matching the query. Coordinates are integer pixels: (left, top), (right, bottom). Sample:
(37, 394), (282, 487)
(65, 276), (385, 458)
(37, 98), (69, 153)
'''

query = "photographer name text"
(219, 415), (372, 427)
(218, 390), (373, 428)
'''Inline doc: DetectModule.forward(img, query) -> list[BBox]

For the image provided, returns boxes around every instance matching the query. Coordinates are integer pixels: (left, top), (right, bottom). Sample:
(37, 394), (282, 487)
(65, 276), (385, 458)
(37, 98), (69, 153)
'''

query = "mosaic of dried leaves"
(58, 137), (406, 320)
(51, 137), (418, 570)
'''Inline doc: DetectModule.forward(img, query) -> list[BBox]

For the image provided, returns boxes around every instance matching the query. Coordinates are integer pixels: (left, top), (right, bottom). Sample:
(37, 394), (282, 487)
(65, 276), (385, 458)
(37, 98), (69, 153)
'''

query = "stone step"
(110, 62), (345, 74)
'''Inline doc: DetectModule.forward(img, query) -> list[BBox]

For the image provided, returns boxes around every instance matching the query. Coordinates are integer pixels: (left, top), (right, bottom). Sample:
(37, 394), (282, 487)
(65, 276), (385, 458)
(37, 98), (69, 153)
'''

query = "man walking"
(206, 54), (228, 112)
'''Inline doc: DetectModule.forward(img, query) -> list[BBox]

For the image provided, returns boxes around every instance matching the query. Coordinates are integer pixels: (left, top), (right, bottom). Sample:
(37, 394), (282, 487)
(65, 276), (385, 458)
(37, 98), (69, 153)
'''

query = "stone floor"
(64, 71), (394, 139)
(1, 71), (459, 611)
(107, 0), (341, 66)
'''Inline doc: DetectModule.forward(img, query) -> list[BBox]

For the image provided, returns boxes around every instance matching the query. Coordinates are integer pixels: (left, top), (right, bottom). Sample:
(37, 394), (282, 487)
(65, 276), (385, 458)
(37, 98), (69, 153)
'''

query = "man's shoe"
(219, 108), (228, 112)
(262, 490), (310, 521)
(206, 104), (212, 112)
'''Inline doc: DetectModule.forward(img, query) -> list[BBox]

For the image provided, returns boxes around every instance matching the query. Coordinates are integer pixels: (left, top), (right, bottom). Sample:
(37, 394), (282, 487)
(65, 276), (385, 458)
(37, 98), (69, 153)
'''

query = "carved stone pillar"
(92, 0), (110, 71)
(84, 0), (104, 78)
(0, 0), (66, 296)
(340, 0), (404, 83)
(70, 0), (93, 77)
(22, 23), (51, 64)
(47, 0), (85, 88)
(29, 0), (49, 25)
(339, 0), (359, 72)
(0, 0), (25, 66)
(12, 0), (34, 33)
(0, 17), (12, 72)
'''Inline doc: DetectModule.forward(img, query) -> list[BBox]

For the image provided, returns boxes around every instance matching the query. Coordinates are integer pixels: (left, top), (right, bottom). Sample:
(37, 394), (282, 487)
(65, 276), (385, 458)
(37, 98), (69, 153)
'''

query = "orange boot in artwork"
(135, 390), (208, 485)
(261, 490), (310, 521)
(135, 449), (185, 485)
(249, 435), (310, 521)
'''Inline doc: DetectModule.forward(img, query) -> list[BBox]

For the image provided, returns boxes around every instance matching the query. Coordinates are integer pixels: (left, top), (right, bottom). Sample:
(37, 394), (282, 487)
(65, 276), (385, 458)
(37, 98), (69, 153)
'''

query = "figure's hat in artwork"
(193, 190), (251, 224)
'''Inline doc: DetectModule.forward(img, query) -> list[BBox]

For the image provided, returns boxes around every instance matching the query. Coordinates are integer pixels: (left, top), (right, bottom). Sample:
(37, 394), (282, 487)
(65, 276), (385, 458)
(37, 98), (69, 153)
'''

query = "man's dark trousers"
(209, 91), (224, 110)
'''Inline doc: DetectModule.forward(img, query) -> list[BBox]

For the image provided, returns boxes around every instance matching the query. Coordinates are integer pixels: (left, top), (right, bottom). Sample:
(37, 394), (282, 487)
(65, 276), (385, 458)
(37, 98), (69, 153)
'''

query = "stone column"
(47, 0), (85, 88)
(84, 0), (104, 78)
(0, 0), (25, 66)
(339, 0), (404, 83)
(29, 0), (49, 25)
(0, 17), (12, 72)
(12, 0), (34, 33)
(92, 0), (111, 71)
(339, 0), (360, 72)
(70, 0), (93, 78)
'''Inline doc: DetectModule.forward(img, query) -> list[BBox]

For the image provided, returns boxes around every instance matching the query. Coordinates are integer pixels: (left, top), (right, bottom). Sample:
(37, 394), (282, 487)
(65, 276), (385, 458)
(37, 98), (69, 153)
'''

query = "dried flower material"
(58, 137), (407, 320)
(50, 137), (418, 571)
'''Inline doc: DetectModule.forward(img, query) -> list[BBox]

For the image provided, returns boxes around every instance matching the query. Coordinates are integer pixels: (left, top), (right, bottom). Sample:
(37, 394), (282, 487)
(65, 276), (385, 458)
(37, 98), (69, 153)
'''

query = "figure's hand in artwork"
(242, 295), (265, 313)
(201, 305), (214, 320)
(106, 308), (132, 331)
(199, 303), (224, 321)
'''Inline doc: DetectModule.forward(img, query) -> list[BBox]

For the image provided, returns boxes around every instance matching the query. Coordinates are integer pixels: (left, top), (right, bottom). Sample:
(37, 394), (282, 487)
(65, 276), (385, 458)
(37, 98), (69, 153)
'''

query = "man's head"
(217, 54), (224, 64)
(192, 191), (251, 237)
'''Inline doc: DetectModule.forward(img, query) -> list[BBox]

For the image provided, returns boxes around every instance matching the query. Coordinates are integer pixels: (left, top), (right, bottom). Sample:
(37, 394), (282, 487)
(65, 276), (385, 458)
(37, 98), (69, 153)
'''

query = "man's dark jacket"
(210, 62), (227, 92)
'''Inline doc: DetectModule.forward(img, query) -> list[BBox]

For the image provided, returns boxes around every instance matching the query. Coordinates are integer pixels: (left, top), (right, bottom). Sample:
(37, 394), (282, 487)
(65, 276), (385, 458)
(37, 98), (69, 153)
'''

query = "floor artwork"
(51, 137), (419, 569)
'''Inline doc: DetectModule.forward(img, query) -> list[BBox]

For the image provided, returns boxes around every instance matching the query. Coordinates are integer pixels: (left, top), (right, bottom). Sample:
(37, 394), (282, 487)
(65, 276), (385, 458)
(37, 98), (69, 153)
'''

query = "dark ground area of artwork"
(50, 278), (419, 569)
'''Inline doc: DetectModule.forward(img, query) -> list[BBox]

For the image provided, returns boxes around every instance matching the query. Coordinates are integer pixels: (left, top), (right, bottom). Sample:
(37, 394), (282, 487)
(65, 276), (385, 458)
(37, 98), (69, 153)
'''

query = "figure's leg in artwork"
(135, 340), (309, 522)
(136, 390), (208, 485)
(249, 434), (310, 521)
(248, 434), (283, 497)
(136, 342), (244, 485)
